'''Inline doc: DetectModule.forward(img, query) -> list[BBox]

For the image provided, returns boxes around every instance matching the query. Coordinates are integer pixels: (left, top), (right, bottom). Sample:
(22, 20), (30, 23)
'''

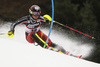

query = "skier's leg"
(30, 30), (66, 54)
(50, 42), (66, 54)
(30, 31), (47, 47)
(37, 30), (66, 54)
(25, 32), (35, 43)
(37, 30), (52, 46)
(28, 32), (82, 58)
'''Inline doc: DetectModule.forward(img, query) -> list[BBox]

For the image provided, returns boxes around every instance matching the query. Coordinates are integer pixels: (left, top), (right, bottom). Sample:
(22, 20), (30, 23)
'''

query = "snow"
(0, 23), (100, 67)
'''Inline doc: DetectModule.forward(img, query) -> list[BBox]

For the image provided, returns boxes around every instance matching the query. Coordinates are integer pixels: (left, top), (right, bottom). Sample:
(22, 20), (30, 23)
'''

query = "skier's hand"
(43, 15), (51, 21)
(43, 14), (55, 22)
(7, 30), (14, 38)
(43, 14), (52, 21)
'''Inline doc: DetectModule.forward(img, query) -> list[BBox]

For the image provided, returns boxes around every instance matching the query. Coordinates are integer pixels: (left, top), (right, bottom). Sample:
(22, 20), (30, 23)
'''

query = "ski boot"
(76, 55), (82, 59)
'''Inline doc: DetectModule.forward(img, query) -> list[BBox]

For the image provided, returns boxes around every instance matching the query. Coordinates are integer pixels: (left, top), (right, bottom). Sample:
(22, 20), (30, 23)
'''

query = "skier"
(7, 5), (67, 54)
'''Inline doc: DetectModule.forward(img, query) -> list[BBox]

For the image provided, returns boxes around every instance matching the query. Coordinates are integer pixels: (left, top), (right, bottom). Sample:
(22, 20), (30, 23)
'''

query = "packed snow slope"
(0, 23), (99, 67)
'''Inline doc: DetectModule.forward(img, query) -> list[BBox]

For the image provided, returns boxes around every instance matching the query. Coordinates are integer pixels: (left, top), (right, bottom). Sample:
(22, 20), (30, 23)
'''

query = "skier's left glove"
(43, 14), (55, 23)
(43, 14), (52, 21)
(7, 30), (14, 38)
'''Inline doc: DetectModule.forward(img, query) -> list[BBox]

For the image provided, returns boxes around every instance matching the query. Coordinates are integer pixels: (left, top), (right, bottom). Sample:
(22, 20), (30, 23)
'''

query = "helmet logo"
(35, 7), (40, 11)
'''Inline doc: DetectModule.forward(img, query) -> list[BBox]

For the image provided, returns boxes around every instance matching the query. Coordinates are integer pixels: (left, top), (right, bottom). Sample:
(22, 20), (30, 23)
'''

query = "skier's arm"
(8, 16), (29, 37)
(10, 16), (28, 31)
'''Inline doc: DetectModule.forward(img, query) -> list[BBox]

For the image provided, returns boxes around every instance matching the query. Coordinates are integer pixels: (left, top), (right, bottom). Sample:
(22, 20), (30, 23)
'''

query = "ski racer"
(7, 5), (67, 54)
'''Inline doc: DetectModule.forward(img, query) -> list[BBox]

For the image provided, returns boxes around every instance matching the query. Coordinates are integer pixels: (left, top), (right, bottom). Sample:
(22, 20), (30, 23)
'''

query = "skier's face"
(32, 11), (40, 19)
(32, 15), (39, 19)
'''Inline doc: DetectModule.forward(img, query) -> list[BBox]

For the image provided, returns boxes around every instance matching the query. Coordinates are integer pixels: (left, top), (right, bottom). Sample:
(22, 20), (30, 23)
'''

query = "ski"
(66, 51), (82, 59)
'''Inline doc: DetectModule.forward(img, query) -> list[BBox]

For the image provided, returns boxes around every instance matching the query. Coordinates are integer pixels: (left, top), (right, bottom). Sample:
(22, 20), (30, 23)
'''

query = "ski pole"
(43, 15), (95, 39)
(54, 21), (95, 39)
(0, 33), (14, 38)
(0, 33), (7, 35)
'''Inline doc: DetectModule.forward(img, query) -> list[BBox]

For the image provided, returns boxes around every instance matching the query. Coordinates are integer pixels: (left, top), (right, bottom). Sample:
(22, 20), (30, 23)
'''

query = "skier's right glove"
(7, 30), (14, 38)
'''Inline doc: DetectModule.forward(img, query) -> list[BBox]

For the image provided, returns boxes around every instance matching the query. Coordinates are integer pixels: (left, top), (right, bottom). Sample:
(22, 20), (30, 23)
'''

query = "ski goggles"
(29, 9), (40, 16)
(32, 12), (40, 16)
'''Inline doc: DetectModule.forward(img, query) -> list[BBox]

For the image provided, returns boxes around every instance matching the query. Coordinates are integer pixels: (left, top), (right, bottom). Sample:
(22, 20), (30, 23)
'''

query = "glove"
(43, 14), (52, 21)
(43, 14), (55, 22)
(7, 30), (14, 38)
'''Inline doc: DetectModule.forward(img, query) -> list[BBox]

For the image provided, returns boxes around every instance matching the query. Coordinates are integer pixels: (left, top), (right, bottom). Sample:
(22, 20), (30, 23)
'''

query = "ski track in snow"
(0, 23), (99, 67)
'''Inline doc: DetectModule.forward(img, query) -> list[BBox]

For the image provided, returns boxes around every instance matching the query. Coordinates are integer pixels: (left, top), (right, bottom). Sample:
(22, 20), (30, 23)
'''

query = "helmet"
(29, 5), (41, 16)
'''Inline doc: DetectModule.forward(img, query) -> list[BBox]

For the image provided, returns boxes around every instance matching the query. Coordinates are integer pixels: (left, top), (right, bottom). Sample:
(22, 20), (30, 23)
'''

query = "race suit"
(10, 15), (52, 46)
(10, 15), (66, 54)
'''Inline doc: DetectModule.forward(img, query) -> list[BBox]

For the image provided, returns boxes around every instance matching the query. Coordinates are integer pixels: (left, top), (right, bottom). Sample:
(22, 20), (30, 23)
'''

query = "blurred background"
(0, 0), (100, 63)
